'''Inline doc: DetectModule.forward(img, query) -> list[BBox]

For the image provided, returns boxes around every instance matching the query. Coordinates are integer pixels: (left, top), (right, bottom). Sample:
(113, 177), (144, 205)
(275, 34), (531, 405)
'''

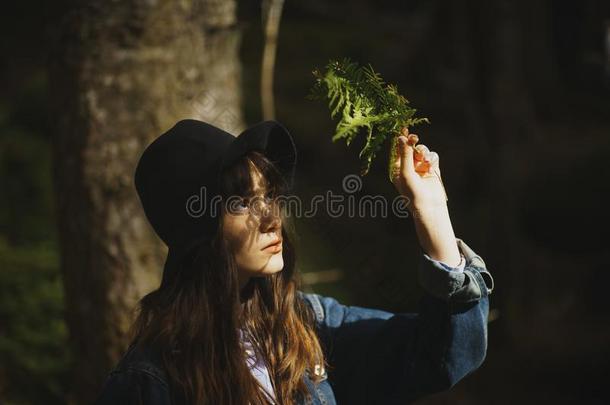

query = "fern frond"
(308, 58), (430, 179)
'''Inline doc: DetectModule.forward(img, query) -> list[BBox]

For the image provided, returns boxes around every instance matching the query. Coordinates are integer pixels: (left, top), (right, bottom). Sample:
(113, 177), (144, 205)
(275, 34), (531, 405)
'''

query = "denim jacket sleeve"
(299, 238), (494, 405)
(418, 237), (494, 302)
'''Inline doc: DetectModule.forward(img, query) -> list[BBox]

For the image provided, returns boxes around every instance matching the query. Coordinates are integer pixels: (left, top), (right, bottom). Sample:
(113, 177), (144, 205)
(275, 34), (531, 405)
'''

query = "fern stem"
(388, 132), (400, 183)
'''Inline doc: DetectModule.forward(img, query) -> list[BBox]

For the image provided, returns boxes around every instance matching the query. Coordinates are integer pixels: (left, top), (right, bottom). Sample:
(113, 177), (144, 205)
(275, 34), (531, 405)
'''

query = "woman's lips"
(262, 240), (282, 253)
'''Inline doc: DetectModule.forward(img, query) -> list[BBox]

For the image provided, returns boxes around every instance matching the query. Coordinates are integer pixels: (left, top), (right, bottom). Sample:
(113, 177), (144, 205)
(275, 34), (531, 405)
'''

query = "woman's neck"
(239, 278), (255, 305)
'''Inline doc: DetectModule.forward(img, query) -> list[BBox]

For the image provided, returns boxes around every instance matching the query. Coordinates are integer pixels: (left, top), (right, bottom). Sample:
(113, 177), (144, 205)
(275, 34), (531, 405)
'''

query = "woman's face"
(222, 163), (284, 289)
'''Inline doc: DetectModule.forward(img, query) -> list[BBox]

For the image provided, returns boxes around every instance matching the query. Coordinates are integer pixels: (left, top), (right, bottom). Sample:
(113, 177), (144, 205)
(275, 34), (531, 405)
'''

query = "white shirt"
(239, 328), (277, 404)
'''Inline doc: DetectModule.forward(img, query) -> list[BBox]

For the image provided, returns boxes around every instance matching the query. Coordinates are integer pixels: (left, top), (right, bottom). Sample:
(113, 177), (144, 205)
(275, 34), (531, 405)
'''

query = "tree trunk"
(261, 0), (285, 120)
(46, 0), (244, 403)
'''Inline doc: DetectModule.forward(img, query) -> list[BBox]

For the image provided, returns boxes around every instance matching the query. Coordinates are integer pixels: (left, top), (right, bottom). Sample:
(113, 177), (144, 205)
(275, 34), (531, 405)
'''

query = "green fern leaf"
(308, 58), (430, 180)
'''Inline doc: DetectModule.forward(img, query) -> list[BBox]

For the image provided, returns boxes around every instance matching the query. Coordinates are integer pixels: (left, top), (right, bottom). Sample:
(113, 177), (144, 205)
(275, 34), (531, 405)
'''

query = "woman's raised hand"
(391, 127), (448, 214)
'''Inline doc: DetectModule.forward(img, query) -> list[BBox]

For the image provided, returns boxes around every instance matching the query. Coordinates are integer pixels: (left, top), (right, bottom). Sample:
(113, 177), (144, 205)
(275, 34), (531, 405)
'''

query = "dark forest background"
(1, 0), (609, 403)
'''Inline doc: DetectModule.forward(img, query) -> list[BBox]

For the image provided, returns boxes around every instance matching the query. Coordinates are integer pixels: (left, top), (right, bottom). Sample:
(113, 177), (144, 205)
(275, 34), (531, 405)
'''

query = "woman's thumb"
(399, 136), (415, 176)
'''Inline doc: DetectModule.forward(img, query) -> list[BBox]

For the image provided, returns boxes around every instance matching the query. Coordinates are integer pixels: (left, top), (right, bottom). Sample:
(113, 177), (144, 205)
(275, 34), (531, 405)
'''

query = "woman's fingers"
(394, 130), (441, 180)
(415, 160), (431, 175)
(414, 147), (440, 177)
(414, 144), (429, 162)
(398, 135), (416, 176)
(427, 151), (439, 166)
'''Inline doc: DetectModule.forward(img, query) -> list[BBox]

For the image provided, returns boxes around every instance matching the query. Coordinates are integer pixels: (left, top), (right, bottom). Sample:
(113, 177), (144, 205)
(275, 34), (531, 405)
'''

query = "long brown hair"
(129, 150), (328, 404)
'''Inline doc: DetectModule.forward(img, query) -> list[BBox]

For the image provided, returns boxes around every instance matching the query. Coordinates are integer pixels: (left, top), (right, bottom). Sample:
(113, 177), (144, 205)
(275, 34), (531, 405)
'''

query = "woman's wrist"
(410, 202), (462, 267)
(409, 201), (449, 220)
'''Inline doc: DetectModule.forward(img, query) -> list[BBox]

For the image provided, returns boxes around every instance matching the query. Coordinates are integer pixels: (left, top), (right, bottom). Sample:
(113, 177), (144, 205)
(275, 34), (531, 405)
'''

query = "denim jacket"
(94, 238), (494, 405)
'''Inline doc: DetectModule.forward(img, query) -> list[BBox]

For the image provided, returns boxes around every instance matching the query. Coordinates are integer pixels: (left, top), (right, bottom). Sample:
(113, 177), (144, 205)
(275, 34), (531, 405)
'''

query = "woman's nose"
(259, 201), (281, 231)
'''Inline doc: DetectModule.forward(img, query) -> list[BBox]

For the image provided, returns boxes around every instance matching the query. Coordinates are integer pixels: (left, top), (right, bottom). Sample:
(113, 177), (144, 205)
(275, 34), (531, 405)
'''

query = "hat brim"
(218, 120), (297, 190)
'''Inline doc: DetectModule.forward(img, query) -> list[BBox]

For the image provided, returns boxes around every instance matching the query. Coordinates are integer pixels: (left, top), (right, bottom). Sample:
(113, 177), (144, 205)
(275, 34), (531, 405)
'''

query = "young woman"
(94, 119), (493, 405)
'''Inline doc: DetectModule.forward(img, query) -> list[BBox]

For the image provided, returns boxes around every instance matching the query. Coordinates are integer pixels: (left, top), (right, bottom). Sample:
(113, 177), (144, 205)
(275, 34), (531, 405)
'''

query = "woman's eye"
(229, 192), (276, 214)
(229, 198), (249, 213)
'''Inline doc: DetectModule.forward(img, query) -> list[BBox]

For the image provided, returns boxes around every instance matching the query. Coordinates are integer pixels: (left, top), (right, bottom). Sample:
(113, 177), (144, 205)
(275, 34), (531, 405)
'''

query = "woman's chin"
(241, 255), (284, 278)
(264, 255), (284, 274)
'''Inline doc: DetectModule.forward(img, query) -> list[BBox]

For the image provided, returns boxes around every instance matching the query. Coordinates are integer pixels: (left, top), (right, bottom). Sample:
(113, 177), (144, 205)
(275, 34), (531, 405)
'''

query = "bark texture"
(47, 0), (244, 402)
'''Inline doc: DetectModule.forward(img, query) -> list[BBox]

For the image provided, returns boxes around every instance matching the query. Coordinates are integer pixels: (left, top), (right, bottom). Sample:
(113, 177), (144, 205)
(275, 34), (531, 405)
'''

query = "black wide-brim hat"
(134, 119), (297, 284)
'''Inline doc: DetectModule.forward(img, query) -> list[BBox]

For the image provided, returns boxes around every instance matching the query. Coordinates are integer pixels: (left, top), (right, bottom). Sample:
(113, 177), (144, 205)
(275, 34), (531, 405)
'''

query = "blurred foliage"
(0, 237), (71, 404)
(0, 72), (54, 246)
(0, 70), (70, 403)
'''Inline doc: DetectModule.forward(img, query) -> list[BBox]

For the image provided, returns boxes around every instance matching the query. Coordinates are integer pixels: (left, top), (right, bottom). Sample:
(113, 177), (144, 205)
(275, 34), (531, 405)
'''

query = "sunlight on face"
(222, 162), (284, 288)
